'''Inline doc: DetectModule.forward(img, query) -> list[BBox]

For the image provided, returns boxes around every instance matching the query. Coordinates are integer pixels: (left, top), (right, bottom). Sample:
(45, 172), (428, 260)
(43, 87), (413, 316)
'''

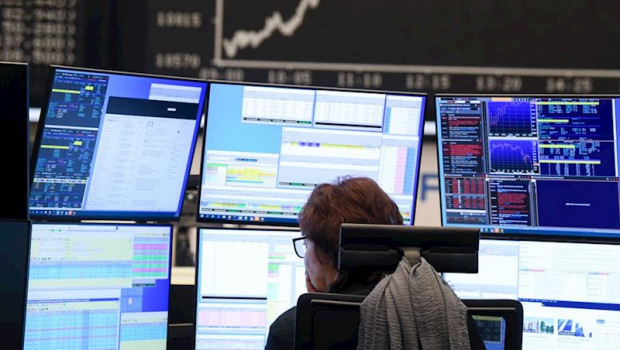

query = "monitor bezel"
(29, 65), (208, 222)
(196, 80), (428, 227)
(434, 93), (620, 242)
(26, 221), (174, 348)
(0, 219), (31, 350)
(463, 298), (524, 350)
(0, 61), (30, 221)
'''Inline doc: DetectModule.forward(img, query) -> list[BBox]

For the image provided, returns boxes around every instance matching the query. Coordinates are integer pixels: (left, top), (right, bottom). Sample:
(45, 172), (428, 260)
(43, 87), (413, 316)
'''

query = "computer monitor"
(0, 62), (29, 220)
(198, 82), (426, 225)
(0, 220), (30, 350)
(29, 66), (208, 220)
(194, 228), (306, 349)
(444, 238), (620, 350)
(435, 95), (620, 239)
(24, 223), (173, 350)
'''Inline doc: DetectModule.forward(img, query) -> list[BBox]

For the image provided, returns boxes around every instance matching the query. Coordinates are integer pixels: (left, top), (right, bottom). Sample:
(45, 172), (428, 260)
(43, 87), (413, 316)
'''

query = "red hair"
(298, 176), (403, 269)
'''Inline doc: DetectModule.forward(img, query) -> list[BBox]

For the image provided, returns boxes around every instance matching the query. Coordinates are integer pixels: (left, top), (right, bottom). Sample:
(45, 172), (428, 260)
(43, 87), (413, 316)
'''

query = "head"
(298, 176), (403, 292)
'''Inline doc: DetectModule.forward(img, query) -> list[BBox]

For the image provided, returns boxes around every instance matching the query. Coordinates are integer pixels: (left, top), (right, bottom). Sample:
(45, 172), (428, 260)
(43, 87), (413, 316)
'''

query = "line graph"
(489, 139), (539, 174)
(207, 0), (620, 84)
(487, 101), (535, 136)
(216, 0), (321, 60)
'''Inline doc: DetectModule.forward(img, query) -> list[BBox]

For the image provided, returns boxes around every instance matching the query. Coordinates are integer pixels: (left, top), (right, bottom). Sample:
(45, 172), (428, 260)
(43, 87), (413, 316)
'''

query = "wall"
(414, 139), (441, 226)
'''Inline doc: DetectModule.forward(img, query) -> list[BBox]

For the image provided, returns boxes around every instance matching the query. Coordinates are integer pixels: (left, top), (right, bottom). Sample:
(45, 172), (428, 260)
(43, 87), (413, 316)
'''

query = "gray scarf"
(357, 257), (471, 350)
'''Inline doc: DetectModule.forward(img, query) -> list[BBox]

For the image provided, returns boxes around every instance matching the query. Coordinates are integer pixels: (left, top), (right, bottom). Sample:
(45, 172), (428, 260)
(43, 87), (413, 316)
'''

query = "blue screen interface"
(23, 223), (172, 350)
(436, 96), (620, 238)
(29, 68), (208, 220)
(199, 83), (426, 225)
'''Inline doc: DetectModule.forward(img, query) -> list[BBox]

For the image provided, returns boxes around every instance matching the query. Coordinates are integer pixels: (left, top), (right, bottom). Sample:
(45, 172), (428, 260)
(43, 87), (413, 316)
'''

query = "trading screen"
(436, 96), (620, 238)
(444, 239), (620, 350)
(23, 223), (172, 350)
(29, 67), (207, 220)
(199, 83), (426, 225)
(194, 228), (306, 349)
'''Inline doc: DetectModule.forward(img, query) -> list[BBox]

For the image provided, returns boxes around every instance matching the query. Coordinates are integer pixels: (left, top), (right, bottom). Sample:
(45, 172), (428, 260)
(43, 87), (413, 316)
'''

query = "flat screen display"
(0, 62), (29, 220)
(194, 228), (305, 349)
(444, 238), (620, 350)
(199, 82), (426, 225)
(29, 66), (208, 220)
(436, 95), (620, 239)
(24, 223), (172, 350)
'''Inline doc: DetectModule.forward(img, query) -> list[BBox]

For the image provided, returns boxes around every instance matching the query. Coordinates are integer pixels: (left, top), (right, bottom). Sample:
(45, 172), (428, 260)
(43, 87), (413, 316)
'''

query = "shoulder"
(265, 306), (296, 350)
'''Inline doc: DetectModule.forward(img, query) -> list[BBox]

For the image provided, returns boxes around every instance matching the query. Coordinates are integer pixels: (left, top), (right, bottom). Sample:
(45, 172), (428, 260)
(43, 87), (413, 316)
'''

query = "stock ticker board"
(127, 0), (620, 95)
(0, 1), (115, 106)
(0, 0), (87, 105)
(5, 0), (620, 104)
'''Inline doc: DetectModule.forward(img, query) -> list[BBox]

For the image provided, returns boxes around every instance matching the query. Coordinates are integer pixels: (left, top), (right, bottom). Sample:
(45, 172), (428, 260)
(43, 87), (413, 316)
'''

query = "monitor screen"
(29, 67), (208, 220)
(24, 223), (172, 350)
(0, 62), (29, 220)
(471, 315), (507, 350)
(444, 238), (620, 350)
(436, 95), (620, 239)
(198, 82), (426, 225)
(194, 228), (306, 349)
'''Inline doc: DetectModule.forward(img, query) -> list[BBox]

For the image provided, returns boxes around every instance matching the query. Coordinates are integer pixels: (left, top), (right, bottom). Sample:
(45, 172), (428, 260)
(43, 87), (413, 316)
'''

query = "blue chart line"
(487, 101), (535, 136)
(222, 0), (321, 58)
(489, 139), (539, 173)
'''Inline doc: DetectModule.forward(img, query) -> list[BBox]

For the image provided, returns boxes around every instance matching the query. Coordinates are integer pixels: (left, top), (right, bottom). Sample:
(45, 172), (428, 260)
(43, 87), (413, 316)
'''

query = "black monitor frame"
(464, 299), (524, 350)
(196, 80), (427, 227)
(434, 93), (620, 242)
(0, 62), (30, 221)
(0, 220), (30, 350)
(339, 223), (480, 273)
(29, 65), (208, 222)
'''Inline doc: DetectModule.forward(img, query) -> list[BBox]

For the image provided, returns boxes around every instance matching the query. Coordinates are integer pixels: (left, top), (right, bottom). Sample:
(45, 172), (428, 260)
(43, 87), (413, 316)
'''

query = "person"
(265, 176), (403, 349)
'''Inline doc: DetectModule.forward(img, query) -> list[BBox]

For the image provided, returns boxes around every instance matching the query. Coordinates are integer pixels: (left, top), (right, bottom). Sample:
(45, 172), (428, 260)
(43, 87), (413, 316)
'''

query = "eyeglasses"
(292, 236), (308, 258)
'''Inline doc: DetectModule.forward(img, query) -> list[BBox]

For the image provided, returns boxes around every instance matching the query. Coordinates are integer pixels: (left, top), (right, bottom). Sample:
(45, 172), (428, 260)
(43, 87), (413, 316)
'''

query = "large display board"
(120, 0), (620, 95)
(0, 1), (107, 106)
(7, 1), (620, 106)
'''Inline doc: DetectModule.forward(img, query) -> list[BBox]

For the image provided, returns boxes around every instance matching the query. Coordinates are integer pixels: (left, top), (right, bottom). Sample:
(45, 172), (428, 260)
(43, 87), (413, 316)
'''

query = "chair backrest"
(295, 293), (365, 350)
(295, 293), (523, 350)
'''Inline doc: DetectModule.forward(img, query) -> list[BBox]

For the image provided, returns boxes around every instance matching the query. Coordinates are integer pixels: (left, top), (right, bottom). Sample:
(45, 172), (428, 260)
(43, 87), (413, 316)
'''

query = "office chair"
(294, 223), (522, 349)
(295, 293), (523, 350)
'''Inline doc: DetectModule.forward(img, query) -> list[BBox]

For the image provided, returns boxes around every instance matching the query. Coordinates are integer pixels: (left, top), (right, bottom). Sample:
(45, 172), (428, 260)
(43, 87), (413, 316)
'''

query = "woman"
(265, 176), (403, 349)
